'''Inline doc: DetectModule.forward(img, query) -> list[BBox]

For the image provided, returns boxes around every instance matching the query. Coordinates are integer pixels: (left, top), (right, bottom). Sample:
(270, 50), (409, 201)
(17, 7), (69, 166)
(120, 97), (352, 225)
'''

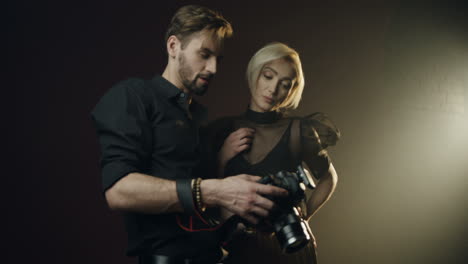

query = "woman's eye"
(263, 73), (273, 80)
(282, 82), (292, 90)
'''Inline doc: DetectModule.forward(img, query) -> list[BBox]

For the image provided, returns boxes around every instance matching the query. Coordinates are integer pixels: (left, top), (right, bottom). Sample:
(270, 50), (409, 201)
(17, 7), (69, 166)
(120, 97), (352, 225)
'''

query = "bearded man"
(91, 5), (287, 264)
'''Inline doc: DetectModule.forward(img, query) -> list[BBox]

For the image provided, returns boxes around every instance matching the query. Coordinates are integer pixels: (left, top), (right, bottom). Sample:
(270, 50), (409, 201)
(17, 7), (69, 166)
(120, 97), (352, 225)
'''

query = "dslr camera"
(258, 165), (316, 253)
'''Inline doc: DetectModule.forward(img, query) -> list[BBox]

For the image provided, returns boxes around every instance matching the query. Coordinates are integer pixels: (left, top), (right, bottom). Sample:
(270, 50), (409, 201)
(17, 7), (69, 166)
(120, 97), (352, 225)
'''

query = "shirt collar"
(150, 75), (182, 99)
(190, 99), (208, 124)
(150, 75), (207, 122)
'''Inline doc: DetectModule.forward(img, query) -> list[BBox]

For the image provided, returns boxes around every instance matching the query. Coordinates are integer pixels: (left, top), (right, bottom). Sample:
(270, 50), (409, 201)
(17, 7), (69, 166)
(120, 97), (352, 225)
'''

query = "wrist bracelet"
(176, 178), (196, 215)
(193, 177), (206, 212)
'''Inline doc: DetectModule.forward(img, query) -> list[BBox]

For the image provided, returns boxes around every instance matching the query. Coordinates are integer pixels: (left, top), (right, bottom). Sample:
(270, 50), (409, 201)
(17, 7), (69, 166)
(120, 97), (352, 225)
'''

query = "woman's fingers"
(236, 144), (250, 152)
(232, 128), (255, 141)
(235, 137), (252, 151)
(225, 128), (254, 153)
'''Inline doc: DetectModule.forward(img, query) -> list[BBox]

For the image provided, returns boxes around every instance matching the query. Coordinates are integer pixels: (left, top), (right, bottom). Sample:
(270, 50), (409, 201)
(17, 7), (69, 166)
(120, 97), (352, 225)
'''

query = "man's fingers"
(256, 183), (288, 197)
(241, 214), (259, 225)
(239, 174), (262, 182)
(241, 201), (270, 223)
(233, 174), (288, 196)
(253, 195), (275, 211)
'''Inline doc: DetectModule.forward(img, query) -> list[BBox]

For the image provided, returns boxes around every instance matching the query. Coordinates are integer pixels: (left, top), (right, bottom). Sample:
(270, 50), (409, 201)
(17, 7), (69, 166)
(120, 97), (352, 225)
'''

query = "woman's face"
(250, 58), (296, 112)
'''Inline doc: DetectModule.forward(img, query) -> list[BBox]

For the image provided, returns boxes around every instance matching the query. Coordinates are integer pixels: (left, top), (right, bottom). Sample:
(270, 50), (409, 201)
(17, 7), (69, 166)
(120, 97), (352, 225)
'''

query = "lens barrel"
(273, 208), (311, 253)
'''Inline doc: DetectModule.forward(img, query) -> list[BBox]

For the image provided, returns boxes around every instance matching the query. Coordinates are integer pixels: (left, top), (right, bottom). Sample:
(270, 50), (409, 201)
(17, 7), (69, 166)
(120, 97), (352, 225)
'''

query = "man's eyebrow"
(200, 48), (215, 54)
(200, 47), (224, 59)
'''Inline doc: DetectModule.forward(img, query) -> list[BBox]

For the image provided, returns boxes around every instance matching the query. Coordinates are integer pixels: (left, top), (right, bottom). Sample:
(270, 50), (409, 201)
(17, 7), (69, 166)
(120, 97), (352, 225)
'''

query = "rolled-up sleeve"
(91, 79), (152, 191)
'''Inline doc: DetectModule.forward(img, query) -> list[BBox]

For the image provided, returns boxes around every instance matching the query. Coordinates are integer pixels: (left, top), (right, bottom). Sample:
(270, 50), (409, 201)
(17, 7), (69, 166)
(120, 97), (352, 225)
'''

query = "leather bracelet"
(176, 178), (196, 215)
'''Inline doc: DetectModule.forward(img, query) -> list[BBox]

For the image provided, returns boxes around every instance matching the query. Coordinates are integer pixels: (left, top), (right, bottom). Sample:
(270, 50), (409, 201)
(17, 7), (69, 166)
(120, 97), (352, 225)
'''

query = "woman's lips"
(264, 96), (273, 104)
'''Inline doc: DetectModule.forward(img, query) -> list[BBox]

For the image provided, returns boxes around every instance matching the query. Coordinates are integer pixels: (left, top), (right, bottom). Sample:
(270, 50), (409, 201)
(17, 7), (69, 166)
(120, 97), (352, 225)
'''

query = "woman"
(205, 42), (340, 264)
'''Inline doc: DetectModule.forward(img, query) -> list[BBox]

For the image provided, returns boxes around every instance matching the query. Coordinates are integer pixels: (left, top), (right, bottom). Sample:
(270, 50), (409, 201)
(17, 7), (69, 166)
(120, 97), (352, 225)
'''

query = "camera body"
(258, 165), (316, 253)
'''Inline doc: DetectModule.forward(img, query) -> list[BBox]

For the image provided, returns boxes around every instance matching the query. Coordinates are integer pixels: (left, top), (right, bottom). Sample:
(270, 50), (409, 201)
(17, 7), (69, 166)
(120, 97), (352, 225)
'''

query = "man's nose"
(205, 57), (217, 75)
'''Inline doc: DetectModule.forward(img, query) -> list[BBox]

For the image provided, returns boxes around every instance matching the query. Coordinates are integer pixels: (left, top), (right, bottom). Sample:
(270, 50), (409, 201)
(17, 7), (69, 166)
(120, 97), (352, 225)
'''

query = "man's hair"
(165, 5), (233, 49)
(246, 42), (305, 111)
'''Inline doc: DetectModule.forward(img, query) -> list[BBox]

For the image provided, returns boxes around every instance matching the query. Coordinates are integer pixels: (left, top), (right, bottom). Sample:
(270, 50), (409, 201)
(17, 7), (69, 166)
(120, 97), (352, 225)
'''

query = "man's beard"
(178, 53), (211, 96)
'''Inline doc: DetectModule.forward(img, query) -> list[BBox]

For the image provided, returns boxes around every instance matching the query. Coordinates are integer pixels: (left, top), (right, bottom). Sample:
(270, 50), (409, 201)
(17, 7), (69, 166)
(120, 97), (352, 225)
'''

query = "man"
(91, 5), (287, 264)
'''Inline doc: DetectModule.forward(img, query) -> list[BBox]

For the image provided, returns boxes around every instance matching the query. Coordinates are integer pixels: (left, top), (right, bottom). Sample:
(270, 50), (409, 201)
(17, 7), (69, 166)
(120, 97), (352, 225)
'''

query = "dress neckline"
(244, 108), (282, 124)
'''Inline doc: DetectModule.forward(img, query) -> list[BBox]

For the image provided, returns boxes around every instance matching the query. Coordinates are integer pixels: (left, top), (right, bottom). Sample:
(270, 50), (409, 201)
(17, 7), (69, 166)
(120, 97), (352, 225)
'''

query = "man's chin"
(192, 85), (208, 96)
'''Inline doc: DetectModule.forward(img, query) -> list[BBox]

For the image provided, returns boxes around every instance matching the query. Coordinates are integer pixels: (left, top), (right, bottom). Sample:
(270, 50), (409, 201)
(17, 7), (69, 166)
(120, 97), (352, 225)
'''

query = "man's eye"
(200, 53), (210, 59)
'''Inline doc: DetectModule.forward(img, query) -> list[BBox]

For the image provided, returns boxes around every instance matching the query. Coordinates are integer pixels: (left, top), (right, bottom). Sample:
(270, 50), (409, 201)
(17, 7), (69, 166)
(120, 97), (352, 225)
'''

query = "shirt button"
(180, 93), (185, 98)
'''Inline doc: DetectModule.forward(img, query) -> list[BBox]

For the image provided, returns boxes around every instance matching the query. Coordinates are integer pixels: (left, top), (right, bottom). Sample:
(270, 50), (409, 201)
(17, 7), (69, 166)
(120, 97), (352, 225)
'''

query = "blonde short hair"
(246, 42), (304, 111)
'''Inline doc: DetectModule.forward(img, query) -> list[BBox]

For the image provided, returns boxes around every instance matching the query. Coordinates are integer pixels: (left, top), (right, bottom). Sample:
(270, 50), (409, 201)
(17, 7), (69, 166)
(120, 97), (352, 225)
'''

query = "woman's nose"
(267, 82), (279, 95)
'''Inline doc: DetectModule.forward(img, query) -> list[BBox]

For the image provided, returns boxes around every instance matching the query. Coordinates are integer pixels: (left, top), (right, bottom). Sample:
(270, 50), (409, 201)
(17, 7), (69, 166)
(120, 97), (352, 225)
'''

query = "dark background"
(6, 0), (468, 263)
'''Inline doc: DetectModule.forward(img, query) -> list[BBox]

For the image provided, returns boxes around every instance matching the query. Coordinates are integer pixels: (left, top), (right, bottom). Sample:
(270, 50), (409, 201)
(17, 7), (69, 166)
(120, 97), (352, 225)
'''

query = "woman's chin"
(250, 101), (276, 112)
(259, 107), (274, 112)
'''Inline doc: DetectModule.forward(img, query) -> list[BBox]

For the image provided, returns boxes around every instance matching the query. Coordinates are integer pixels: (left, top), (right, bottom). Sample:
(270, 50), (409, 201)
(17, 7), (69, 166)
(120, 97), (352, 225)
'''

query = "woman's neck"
(245, 108), (281, 124)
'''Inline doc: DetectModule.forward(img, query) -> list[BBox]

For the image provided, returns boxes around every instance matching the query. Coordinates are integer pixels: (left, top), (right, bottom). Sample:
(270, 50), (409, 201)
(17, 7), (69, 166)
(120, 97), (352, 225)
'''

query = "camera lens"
(273, 208), (311, 253)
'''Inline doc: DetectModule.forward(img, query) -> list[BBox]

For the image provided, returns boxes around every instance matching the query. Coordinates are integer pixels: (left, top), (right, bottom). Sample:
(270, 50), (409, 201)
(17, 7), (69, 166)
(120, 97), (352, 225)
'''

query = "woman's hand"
(218, 128), (255, 170)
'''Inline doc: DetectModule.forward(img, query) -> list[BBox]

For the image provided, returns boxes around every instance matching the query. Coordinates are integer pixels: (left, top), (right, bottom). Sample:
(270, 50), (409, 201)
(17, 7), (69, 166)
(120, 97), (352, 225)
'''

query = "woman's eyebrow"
(263, 66), (295, 81)
(263, 66), (278, 75)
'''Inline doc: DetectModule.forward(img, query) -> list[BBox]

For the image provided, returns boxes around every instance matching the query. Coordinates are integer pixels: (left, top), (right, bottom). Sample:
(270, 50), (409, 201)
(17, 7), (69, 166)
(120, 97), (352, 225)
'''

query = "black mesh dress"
(203, 109), (340, 264)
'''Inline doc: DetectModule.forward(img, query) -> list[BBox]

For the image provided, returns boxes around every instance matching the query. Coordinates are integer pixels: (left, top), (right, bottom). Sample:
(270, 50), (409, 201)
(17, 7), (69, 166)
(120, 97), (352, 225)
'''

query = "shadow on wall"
(295, 1), (468, 264)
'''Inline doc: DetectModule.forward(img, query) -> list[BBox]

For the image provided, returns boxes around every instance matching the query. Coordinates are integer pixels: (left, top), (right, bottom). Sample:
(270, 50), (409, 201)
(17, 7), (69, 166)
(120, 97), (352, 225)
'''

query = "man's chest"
(150, 105), (201, 159)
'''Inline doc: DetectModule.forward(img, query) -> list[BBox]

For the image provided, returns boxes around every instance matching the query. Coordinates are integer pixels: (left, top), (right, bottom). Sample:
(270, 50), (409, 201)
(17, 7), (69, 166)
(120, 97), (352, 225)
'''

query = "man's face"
(176, 29), (223, 96)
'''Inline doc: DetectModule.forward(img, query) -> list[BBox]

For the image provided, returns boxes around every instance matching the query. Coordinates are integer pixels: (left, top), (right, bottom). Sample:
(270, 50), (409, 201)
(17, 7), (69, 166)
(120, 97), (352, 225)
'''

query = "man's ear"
(167, 35), (180, 59)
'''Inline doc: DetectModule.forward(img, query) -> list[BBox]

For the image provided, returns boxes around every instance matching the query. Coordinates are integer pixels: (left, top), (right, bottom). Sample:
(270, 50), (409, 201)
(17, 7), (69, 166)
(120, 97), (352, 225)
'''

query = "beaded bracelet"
(192, 177), (206, 212)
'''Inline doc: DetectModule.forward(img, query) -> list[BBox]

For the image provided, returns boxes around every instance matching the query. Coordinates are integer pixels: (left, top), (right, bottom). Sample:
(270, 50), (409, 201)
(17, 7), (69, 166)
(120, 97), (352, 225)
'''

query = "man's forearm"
(306, 163), (338, 220)
(104, 171), (290, 225)
(105, 172), (183, 214)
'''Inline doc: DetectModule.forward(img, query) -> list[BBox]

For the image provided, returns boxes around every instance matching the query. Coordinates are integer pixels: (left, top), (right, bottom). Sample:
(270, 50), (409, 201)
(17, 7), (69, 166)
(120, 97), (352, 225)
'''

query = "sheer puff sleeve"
(300, 112), (341, 179)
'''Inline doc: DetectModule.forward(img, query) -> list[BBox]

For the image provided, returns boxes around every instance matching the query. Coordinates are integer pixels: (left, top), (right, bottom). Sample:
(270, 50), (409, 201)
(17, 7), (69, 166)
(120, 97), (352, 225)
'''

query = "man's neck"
(162, 67), (193, 103)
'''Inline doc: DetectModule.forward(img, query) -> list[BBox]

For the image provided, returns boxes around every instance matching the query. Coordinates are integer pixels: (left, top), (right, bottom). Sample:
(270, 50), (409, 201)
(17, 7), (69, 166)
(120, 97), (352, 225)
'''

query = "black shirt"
(91, 75), (222, 262)
(204, 109), (339, 181)
(203, 109), (340, 264)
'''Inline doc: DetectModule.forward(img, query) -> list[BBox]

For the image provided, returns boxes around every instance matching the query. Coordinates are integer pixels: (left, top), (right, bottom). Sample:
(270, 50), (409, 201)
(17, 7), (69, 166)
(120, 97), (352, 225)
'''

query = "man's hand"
(201, 174), (288, 224)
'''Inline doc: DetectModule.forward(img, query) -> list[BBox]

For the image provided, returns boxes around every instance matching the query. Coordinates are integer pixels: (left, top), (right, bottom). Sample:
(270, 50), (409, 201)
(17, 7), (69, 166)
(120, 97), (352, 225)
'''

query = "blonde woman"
(204, 42), (340, 263)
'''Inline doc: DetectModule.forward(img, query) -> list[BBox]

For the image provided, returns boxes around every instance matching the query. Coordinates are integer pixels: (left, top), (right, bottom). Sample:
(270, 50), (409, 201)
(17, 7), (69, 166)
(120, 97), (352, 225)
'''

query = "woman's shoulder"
(296, 112), (341, 148)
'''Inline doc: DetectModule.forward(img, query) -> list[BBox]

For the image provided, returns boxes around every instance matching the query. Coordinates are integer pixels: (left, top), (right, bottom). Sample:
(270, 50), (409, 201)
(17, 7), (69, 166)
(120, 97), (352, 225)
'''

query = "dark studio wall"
(6, 0), (468, 263)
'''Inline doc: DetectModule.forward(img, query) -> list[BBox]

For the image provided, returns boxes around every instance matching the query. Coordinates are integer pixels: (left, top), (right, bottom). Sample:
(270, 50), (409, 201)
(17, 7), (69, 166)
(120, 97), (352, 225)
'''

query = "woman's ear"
(166, 35), (180, 59)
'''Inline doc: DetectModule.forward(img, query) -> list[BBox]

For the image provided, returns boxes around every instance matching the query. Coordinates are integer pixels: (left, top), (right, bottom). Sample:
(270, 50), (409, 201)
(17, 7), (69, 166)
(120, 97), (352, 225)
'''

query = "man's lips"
(198, 76), (211, 85)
